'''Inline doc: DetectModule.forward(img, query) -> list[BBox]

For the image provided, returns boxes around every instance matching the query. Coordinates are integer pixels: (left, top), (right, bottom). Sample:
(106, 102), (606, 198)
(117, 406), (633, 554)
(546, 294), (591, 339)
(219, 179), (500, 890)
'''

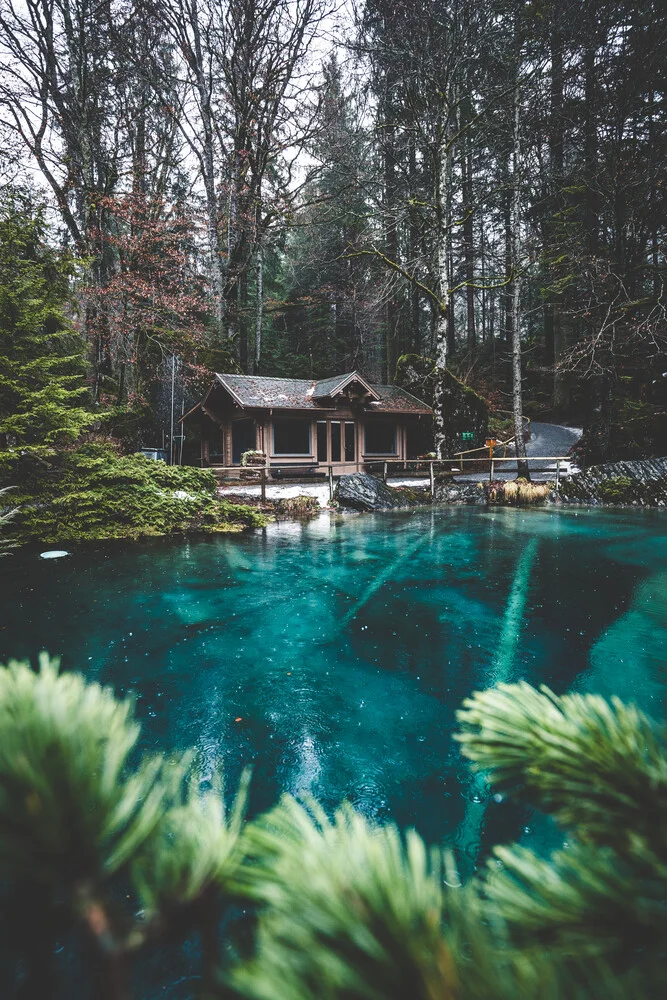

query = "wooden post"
(490, 459), (495, 482)
(328, 465), (334, 502)
(429, 461), (435, 497)
(555, 459), (560, 491)
(260, 466), (266, 502)
(383, 461), (387, 482)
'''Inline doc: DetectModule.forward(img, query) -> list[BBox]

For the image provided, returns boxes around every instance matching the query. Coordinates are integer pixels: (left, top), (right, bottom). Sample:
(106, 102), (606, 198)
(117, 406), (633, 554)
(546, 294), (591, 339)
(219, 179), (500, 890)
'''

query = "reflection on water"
(1, 505), (666, 860)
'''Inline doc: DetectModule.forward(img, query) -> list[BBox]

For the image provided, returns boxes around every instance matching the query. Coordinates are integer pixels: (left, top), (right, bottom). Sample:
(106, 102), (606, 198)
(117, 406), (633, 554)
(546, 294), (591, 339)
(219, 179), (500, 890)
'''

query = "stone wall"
(559, 457), (667, 505)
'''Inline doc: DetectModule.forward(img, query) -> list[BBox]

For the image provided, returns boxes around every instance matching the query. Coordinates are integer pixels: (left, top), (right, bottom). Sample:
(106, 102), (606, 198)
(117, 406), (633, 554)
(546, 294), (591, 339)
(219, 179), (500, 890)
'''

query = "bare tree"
(153, 0), (328, 363)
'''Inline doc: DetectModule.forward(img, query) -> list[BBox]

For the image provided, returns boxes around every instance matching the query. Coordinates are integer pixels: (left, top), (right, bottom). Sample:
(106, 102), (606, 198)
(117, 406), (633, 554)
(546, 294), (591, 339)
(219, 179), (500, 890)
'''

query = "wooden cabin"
(182, 371), (433, 473)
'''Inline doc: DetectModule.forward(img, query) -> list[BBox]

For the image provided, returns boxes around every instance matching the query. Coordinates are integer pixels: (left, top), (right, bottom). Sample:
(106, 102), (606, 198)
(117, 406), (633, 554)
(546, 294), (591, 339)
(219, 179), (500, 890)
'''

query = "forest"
(1, 0), (665, 471)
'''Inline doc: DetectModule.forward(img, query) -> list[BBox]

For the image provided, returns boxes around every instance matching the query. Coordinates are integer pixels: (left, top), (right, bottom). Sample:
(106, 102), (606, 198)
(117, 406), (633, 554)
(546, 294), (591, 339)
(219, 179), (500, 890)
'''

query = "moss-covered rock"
(0, 443), (267, 544)
(394, 354), (489, 456)
(595, 476), (635, 502)
(559, 458), (667, 506)
(334, 472), (424, 511)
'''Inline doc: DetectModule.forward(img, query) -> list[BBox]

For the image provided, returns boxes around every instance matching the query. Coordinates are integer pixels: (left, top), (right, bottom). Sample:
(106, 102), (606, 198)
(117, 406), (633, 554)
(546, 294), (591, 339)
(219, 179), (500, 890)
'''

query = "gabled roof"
(312, 371), (379, 402)
(214, 374), (315, 409)
(186, 372), (431, 416)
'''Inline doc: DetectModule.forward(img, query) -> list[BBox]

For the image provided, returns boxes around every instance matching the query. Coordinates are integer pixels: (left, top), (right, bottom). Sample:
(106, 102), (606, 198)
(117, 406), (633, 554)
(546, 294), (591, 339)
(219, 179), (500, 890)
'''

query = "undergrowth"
(0, 442), (268, 544)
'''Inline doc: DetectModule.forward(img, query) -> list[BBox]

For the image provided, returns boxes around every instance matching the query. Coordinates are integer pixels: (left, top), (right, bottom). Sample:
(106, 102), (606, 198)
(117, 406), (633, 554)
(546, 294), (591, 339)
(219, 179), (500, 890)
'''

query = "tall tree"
(0, 190), (92, 450)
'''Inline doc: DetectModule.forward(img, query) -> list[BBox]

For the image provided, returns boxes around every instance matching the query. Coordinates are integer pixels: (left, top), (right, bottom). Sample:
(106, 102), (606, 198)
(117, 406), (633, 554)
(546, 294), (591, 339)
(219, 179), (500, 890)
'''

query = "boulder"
(335, 473), (413, 511)
(394, 354), (489, 456)
(433, 479), (486, 504)
(559, 457), (667, 506)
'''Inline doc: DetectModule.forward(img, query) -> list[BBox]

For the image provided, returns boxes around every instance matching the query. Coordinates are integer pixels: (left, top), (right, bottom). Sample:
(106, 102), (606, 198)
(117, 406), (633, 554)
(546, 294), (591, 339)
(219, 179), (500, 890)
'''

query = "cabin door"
(232, 419), (256, 464)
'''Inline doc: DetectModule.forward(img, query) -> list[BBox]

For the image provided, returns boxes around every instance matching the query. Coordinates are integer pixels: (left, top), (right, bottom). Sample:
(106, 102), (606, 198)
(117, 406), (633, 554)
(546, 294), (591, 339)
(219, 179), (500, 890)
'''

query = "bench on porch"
(270, 464), (327, 481)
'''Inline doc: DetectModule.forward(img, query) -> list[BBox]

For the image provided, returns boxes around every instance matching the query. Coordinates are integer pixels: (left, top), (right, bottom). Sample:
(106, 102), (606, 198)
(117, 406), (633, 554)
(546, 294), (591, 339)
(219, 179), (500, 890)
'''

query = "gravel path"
(526, 421), (583, 457)
(479, 420), (583, 481)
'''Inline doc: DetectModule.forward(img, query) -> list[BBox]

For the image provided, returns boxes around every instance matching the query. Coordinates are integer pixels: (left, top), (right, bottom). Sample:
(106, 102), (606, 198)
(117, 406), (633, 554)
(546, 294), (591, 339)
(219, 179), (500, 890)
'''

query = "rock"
(335, 473), (415, 511)
(559, 457), (667, 506)
(433, 479), (485, 504)
(394, 354), (489, 456)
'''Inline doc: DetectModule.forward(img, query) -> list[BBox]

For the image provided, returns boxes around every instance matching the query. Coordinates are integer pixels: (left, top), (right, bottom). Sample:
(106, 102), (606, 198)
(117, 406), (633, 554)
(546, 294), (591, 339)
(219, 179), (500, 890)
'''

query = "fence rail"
(210, 452), (574, 501)
(453, 413), (531, 465)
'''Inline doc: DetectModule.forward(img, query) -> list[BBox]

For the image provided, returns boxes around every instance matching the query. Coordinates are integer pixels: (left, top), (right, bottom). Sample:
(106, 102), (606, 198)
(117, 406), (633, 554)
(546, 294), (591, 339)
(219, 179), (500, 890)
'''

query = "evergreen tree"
(0, 191), (93, 451)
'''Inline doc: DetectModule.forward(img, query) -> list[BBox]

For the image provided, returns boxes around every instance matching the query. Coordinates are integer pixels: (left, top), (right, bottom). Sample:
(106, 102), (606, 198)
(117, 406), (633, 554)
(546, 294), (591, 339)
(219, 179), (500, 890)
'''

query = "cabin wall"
(223, 409), (414, 471)
(193, 387), (430, 470)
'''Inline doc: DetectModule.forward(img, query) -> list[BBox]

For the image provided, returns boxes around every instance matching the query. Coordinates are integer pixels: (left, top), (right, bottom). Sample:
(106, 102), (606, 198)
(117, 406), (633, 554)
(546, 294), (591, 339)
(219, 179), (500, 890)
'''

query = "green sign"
(461, 431), (475, 441)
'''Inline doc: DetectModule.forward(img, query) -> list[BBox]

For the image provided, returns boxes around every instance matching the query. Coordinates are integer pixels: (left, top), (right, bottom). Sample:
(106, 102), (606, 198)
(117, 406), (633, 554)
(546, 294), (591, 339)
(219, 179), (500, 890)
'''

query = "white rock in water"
(39, 550), (70, 559)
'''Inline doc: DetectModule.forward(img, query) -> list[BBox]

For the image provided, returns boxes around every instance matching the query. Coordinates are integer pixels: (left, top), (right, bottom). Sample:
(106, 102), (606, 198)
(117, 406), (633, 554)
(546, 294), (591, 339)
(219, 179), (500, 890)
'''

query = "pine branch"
(0, 655), (171, 886)
(455, 682), (667, 858)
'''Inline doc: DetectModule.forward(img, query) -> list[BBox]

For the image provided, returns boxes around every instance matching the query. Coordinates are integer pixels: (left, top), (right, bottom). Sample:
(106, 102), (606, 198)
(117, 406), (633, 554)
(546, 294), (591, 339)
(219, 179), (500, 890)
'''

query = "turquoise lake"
(3, 504), (667, 995)
(2, 505), (666, 865)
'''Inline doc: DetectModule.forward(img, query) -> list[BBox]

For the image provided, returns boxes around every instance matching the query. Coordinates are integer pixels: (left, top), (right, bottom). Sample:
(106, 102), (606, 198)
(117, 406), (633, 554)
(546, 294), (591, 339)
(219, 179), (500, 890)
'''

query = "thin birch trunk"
(190, 4), (224, 340)
(226, 149), (240, 342)
(511, 76), (529, 480)
(254, 246), (263, 371)
(433, 136), (450, 460)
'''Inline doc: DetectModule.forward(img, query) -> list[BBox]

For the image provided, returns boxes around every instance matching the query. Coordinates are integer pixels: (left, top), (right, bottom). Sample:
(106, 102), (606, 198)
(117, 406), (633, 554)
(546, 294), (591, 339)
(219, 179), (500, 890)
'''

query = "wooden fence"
(211, 453), (573, 502)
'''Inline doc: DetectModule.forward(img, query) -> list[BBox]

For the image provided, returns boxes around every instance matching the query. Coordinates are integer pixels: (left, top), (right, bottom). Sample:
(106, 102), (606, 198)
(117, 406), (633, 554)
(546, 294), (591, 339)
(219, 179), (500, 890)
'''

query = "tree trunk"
(445, 139), (456, 358)
(383, 112), (399, 382)
(239, 270), (249, 372)
(433, 303), (449, 460)
(503, 166), (513, 346)
(549, 9), (567, 411)
(432, 116), (454, 460)
(190, 12), (225, 341)
(408, 134), (421, 351)
(254, 246), (263, 372)
(510, 75), (529, 480)
(462, 102), (475, 351)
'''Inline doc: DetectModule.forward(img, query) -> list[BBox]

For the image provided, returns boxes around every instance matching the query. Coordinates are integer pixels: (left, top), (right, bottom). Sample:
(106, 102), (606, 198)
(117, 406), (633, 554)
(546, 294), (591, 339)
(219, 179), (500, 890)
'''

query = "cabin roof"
(210, 373), (431, 414)
(311, 371), (379, 401)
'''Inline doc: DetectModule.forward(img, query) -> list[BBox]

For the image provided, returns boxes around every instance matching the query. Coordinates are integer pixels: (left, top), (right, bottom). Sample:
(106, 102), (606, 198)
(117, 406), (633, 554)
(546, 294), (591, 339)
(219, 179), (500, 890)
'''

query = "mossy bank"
(0, 443), (268, 545)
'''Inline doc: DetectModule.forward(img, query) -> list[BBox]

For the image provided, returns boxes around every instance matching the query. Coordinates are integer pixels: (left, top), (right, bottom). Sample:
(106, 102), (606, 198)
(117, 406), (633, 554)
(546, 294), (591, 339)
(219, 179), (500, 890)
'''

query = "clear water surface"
(1, 505), (666, 992)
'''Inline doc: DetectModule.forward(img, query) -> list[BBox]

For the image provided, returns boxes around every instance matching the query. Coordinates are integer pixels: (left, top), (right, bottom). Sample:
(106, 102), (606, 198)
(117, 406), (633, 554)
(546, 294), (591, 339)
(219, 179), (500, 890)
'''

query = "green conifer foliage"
(0, 486), (16, 555)
(0, 654), (168, 887)
(0, 192), (93, 449)
(456, 683), (667, 989)
(0, 660), (666, 999)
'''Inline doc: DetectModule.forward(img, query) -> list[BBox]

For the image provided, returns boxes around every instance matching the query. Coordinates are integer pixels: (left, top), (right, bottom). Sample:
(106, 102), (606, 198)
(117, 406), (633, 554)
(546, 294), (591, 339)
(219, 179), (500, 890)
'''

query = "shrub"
(0, 443), (267, 544)
(486, 478), (550, 506)
(595, 476), (634, 502)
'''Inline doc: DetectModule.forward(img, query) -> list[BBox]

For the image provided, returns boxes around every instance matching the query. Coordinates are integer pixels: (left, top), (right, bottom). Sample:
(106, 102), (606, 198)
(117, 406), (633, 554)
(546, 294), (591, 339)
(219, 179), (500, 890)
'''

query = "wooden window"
(317, 421), (327, 461)
(364, 419), (397, 455)
(331, 421), (341, 462)
(273, 418), (311, 456)
(345, 421), (355, 461)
